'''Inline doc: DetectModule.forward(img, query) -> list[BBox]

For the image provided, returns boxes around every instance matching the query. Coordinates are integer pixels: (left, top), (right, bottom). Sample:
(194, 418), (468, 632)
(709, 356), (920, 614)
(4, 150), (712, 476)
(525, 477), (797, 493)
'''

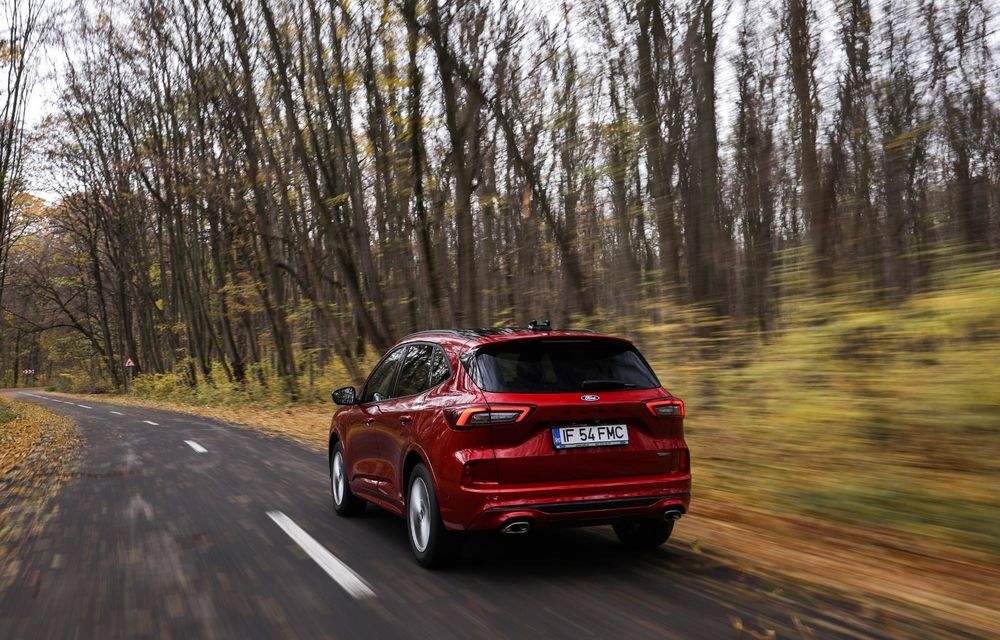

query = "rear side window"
(428, 348), (451, 388)
(395, 344), (436, 397)
(468, 339), (659, 393)
(362, 347), (406, 403)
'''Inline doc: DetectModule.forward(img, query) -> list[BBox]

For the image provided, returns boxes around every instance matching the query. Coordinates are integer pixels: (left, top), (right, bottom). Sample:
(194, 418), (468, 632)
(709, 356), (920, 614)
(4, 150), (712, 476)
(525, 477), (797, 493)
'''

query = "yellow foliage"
(627, 264), (1000, 552)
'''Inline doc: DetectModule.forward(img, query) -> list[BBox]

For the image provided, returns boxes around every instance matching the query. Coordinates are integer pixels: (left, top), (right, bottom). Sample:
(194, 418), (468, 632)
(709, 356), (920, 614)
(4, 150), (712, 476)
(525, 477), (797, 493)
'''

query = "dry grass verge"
(683, 497), (999, 638)
(55, 390), (999, 638)
(0, 397), (80, 592)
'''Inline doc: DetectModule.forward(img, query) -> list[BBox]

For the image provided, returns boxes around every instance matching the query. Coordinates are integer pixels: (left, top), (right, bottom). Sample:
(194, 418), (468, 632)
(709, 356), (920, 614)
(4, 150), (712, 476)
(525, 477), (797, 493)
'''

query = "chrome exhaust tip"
(501, 520), (531, 534)
(663, 509), (684, 522)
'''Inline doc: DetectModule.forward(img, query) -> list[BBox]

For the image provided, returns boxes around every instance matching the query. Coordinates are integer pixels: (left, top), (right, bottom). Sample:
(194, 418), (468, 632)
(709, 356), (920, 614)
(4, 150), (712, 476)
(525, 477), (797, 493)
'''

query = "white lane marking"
(110, 411), (124, 416)
(76, 404), (93, 409)
(126, 494), (154, 521)
(266, 511), (375, 599)
(143, 420), (159, 426)
(184, 440), (207, 453)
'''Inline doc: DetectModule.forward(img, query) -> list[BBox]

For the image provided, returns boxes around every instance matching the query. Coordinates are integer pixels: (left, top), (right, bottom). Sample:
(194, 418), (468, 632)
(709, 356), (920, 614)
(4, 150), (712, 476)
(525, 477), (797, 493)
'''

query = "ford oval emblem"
(581, 394), (600, 402)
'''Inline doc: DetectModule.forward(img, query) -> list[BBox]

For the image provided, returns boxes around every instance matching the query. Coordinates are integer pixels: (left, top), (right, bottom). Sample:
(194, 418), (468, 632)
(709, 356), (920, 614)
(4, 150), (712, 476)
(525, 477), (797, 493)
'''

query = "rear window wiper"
(580, 380), (637, 390)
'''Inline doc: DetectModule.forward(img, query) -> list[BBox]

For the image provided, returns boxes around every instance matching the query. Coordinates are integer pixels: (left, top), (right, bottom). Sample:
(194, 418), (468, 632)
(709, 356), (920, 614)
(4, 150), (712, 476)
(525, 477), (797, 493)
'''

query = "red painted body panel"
(330, 329), (692, 531)
(343, 404), (381, 496)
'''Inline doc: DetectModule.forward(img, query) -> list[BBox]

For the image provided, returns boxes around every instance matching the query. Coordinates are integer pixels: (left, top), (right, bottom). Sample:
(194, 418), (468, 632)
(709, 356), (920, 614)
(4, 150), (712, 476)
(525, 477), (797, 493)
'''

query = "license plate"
(552, 424), (629, 449)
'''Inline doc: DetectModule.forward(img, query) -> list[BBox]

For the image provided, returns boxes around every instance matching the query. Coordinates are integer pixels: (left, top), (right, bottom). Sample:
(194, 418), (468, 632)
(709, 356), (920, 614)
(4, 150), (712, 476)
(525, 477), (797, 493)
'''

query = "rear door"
(352, 346), (406, 494)
(372, 343), (439, 504)
(470, 338), (685, 484)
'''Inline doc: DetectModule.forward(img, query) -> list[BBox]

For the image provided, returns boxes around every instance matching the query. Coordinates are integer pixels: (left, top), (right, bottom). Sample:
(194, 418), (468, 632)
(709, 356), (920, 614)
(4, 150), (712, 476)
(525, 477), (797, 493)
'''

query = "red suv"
(329, 326), (691, 567)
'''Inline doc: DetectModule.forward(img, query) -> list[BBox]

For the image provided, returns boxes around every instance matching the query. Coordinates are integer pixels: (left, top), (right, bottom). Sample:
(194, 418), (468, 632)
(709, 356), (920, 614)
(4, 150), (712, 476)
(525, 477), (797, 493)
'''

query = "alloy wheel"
(332, 450), (346, 506)
(408, 477), (431, 553)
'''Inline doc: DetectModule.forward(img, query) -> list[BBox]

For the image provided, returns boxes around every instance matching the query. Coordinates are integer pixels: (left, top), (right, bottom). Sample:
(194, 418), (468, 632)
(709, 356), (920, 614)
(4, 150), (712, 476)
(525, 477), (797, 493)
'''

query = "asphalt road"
(0, 392), (934, 639)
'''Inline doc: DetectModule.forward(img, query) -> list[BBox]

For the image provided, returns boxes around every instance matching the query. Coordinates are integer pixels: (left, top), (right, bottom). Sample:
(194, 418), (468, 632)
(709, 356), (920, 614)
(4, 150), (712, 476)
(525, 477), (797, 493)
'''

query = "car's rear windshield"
(467, 338), (659, 393)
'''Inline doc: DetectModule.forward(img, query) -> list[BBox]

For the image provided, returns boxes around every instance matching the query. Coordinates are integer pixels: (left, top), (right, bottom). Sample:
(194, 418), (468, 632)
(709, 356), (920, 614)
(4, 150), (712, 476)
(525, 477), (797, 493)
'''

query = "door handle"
(399, 415), (412, 425)
(364, 417), (375, 425)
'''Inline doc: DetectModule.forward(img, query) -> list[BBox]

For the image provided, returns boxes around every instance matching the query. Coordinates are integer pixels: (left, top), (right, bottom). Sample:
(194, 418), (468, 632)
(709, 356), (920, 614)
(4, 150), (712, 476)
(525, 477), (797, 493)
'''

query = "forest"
(0, 0), (998, 399)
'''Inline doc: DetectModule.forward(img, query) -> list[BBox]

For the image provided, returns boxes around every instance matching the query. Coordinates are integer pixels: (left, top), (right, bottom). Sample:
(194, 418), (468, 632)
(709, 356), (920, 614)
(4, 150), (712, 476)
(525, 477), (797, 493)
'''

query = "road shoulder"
(0, 397), (81, 592)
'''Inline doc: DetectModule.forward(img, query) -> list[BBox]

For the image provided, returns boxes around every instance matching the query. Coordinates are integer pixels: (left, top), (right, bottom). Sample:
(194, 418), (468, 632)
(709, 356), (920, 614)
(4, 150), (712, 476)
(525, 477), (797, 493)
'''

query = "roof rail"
(398, 326), (597, 342)
(398, 329), (463, 341)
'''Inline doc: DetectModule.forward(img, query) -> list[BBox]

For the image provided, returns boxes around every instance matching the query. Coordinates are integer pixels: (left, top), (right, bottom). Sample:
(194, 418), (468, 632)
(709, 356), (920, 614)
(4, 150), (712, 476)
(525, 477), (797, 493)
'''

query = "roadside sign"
(123, 358), (136, 394)
(22, 369), (35, 376)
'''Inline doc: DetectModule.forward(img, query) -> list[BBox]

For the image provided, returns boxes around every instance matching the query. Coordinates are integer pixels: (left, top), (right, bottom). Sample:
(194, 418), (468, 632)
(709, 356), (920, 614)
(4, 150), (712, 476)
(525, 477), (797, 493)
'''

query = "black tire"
(613, 518), (674, 549)
(406, 463), (462, 568)
(330, 442), (366, 516)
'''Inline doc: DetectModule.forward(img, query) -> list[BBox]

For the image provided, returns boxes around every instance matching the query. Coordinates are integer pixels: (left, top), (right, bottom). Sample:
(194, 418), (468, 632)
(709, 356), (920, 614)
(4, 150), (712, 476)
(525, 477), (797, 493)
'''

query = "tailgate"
(485, 391), (683, 484)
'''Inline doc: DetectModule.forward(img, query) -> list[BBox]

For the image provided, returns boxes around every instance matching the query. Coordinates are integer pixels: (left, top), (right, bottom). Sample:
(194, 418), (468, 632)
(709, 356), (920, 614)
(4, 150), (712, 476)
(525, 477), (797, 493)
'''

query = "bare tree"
(0, 0), (45, 345)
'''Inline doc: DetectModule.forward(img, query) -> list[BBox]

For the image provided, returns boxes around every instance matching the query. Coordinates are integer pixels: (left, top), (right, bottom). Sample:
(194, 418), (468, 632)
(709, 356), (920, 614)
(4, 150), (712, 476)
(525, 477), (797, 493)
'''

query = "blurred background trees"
(1, 0), (999, 394)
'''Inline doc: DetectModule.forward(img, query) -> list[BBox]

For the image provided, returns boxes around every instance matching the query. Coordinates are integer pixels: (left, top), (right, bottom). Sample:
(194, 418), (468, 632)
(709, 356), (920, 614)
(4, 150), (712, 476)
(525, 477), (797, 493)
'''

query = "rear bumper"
(442, 474), (691, 531)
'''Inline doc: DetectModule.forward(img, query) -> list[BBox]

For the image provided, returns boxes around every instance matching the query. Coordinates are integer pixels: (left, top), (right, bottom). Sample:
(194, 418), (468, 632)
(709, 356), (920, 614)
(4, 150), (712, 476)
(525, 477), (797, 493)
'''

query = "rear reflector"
(663, 449), (690, 473)
(461, 460), (499, 484)
(677, 449), (690, 472)
(645, 398), (685, 417)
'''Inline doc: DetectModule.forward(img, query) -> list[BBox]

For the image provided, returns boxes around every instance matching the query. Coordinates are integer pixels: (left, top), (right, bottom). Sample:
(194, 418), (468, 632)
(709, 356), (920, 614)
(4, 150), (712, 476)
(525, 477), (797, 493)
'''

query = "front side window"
(362, 347), (406, 403)
(468, 338), (659, 393)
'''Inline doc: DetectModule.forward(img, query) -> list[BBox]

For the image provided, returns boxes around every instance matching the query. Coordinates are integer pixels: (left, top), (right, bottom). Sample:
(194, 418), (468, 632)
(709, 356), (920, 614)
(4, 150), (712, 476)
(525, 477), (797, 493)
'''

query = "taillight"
(447, 405), (534, 428)
(645, 398), (685, 417)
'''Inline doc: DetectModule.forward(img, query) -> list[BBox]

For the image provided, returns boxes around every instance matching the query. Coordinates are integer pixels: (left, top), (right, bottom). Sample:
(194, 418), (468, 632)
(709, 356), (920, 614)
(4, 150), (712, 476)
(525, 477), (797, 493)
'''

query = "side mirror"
(332, 386), (357, 405)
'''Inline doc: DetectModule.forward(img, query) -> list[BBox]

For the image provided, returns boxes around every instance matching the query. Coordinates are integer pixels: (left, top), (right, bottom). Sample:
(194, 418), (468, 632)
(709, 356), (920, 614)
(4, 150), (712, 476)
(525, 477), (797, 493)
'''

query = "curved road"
(0, 392), (940, 639)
